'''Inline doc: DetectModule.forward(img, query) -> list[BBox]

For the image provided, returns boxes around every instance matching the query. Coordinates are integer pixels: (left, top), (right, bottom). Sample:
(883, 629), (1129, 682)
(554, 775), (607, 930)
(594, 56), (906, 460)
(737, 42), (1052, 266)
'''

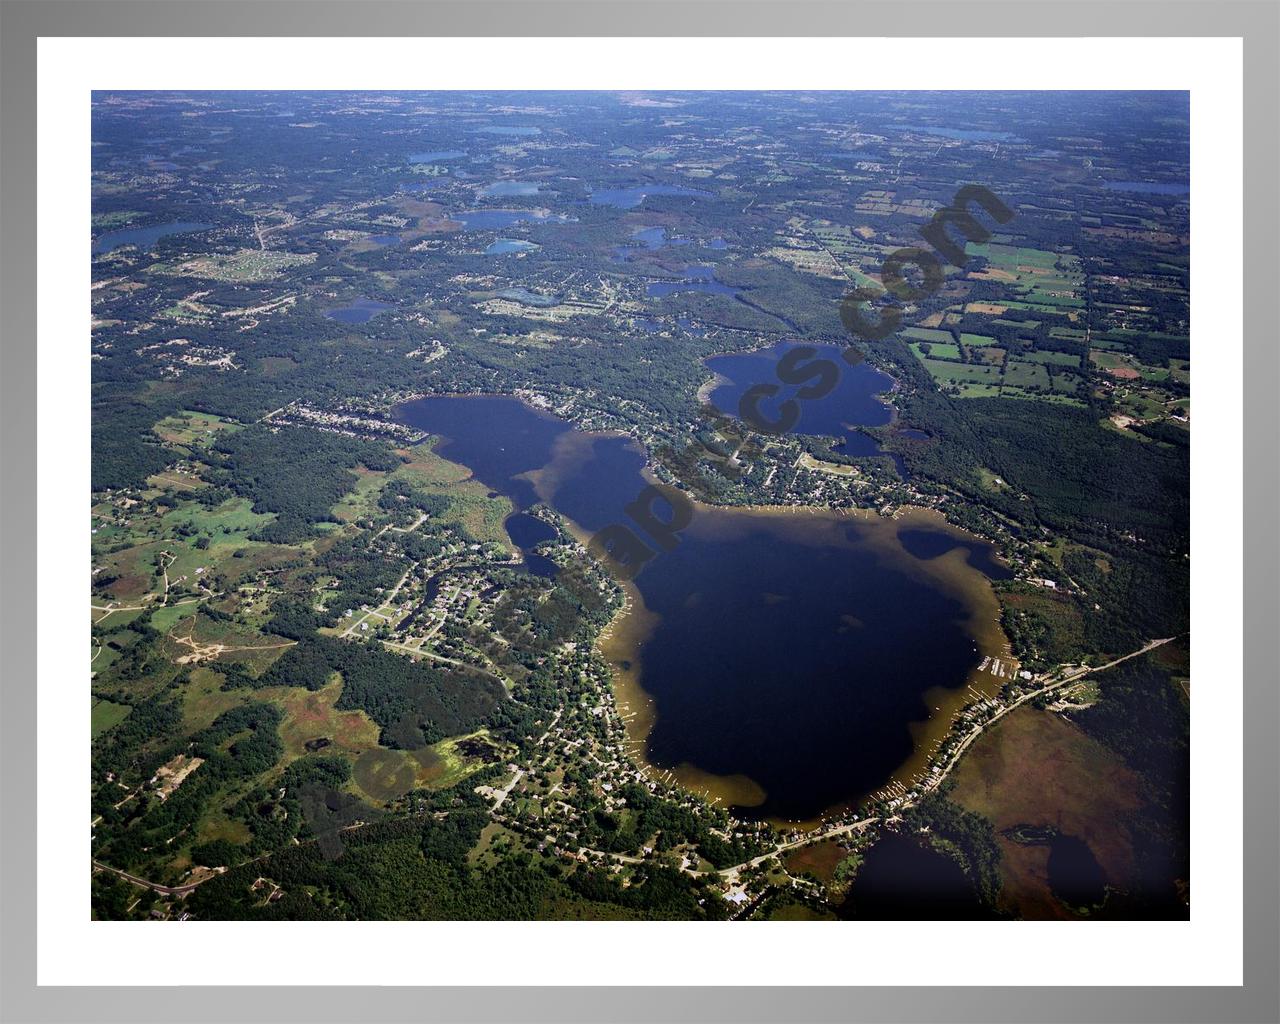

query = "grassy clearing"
(909, 341), (962, 361)
(152, 410), (242, 447)
(920, 358), (1003, 385)
(259, 678), (383, 764)
(955, 383), (1002, 399)
(783, 838), (848, 883)
(1004, 360), (1052, 390)
(180, 667), (250, 732)
(902, 327), (955, 344)
(326, 441), (512, 548)
(1022, 350), (1082, 367)
(91, 698), (133, 738)
(417, 729), (509, 791)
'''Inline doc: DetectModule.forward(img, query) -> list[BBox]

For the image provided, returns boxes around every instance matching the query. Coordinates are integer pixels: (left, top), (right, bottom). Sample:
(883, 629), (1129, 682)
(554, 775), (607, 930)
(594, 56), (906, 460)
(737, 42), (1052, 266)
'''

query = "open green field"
(92, 211), (144, 229)
(1050, 374), (1086, 396)
(91, 698), (133, 738)
(920, 358), (1003, 385)
(1000, 387), (1084, 407)
(1022, 350), (1081, 367)
(967, 242), (1060, 268)
(956, 383), (1002, 399)
(152, 410), (242, 447)
(1004, 360), (1052, 390)
(959, 333), (998, 347)
(909, 341), (962, 361)
(902, 327), (955, 344)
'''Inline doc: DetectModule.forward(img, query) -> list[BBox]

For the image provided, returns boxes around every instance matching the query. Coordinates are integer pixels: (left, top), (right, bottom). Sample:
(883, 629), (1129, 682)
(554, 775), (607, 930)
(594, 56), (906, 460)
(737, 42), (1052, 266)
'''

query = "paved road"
(712, 636), (1178, 879)
(717, 817), (882, 881)
(920, 636), (1177, 797)
(92, 859), (223, 897)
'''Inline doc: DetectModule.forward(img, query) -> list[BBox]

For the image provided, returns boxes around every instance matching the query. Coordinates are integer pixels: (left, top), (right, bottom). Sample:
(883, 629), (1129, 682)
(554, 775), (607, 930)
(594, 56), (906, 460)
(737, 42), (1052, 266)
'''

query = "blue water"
(92, 220), (212, 256)
(394, 394), (998, 820)
(647, 265), (740, 299)
(480, 181), (545, 198)
(590, 184), (713, 209)
(633, 315), (707, 337)
(370, 233), (402, 246)
(455, 209), (571, 230)
(486, 238), (540, 255)
(898, 528), (1012, 580)
(1104, 180), (1190, 195)
(323, 297), (394, 324)
(706, 341), (895, 459)
(504, 512), (559, 579)
(704, 237), (729, 250)
(631, 227), (673, 248)
(613, 226), (691, 261)
(408, 150), (466, 163)
(678, 316), (707, 338)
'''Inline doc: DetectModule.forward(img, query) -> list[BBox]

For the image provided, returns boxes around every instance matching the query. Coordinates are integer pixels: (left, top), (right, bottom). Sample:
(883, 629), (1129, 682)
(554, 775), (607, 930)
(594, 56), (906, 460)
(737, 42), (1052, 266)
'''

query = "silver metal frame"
(2, 2), (1275, 1021)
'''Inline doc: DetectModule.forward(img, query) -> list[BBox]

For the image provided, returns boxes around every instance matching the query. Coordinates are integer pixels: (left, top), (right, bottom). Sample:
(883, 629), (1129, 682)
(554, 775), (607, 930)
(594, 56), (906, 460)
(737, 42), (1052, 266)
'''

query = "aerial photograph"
(89, 90), (1190, 923)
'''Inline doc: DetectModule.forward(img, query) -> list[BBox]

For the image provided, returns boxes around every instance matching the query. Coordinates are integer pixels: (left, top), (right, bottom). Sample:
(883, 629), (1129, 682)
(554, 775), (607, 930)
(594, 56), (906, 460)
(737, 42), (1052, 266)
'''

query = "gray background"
(1, 2), (1276, 1022)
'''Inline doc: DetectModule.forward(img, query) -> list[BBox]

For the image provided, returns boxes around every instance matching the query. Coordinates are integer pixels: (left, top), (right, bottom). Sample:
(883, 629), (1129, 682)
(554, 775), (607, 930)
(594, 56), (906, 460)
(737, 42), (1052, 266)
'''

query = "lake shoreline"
(394, 391), (1017, 829)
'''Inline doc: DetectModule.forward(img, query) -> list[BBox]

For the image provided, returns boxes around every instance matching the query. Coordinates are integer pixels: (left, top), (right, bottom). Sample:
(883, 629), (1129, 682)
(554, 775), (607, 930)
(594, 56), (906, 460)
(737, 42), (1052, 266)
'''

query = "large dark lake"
(395, 391), (1009, 821)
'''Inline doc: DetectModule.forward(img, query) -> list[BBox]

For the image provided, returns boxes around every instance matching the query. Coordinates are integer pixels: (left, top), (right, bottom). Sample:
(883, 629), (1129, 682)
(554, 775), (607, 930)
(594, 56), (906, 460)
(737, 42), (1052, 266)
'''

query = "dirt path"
(168, 622), (296, 666)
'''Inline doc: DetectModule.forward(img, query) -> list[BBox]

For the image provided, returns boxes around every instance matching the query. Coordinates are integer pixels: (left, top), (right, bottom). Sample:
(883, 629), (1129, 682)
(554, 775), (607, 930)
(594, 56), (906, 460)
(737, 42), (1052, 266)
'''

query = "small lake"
(480, 181), (547, 198)
(503, 512), (559, 579)
(1046, 833), (1108, 911)
(647, 264), (740, 299)
(92, 220), (213, 256)
(705, 341), (894, 458)
(455, 209), (572, 231)
(394, 394), (1012, 821)
(486, 238), (540, 255)
(590, 184), (714, 209)
(633, 315), (706, 337)
(475, 126), (541, 137)
(323, 297), (394, 324)
(614, 226), (690, 261)
(838, 835), (993, 919)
